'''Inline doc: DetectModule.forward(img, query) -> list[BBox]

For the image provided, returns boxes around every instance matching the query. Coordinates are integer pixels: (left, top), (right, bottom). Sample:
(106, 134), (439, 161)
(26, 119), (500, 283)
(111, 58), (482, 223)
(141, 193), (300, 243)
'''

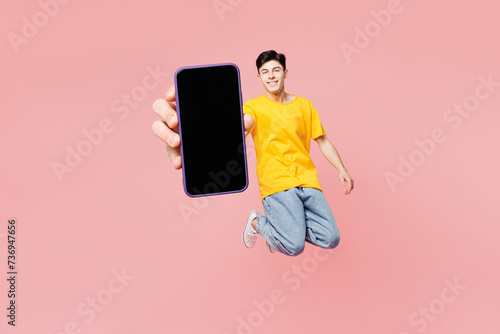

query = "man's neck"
(265, 89), (290, 103)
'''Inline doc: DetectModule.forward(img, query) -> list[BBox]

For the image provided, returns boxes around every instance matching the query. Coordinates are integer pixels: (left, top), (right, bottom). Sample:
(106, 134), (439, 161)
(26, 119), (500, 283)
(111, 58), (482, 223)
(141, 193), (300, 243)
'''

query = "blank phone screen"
(175, 63), (248, 197)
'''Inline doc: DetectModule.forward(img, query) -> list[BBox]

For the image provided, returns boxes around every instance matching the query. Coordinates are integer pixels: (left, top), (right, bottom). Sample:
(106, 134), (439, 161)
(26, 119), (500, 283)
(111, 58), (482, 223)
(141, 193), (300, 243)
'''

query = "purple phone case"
(174, 63), (249, 197)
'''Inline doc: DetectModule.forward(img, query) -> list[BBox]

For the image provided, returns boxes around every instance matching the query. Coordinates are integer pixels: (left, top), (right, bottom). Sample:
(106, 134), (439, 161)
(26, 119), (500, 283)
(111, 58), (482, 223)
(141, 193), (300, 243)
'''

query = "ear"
(284, 69), (288, 79)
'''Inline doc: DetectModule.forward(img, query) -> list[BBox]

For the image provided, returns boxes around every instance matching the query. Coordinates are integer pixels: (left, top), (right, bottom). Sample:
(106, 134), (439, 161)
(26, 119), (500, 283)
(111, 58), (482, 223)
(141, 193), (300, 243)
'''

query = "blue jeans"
(255, 187), (340, 256)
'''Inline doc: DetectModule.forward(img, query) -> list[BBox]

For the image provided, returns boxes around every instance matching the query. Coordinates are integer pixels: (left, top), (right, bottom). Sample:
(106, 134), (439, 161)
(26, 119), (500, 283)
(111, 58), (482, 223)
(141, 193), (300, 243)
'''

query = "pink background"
(1, 0), (499, 333)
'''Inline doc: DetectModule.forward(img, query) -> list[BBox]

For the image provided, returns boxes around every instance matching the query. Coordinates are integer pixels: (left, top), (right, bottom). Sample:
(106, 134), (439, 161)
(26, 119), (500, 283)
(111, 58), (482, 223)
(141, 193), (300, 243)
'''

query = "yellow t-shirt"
(243, 94), (326, 200)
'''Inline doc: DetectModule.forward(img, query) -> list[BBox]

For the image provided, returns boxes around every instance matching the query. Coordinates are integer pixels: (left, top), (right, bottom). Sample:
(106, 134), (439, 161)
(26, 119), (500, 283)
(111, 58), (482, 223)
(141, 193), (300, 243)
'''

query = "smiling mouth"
(268, 81), (278, 86)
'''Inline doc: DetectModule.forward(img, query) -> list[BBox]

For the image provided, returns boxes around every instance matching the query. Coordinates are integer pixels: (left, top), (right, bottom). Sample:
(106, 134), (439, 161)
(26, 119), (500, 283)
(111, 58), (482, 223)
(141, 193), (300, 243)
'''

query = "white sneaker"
(242, 210), (259, 248)
(266, 242), (276, 254)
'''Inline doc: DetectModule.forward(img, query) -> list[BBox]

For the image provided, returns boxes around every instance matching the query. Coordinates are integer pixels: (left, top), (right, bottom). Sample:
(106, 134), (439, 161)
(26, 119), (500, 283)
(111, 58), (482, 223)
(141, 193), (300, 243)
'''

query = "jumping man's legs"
(254, 187), (340, 256)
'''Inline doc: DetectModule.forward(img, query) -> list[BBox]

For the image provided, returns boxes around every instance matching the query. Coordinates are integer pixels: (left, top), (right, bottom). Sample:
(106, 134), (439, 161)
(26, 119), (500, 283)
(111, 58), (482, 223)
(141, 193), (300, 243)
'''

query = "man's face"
(257, 60), (288, 94)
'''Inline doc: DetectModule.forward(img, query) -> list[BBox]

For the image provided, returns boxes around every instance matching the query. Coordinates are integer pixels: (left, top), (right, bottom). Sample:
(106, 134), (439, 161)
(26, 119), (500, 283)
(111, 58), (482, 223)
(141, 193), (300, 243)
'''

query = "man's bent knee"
(327, 232), (340, 249)
(284, 242), (305, 256)
(323, 231), (340, 249)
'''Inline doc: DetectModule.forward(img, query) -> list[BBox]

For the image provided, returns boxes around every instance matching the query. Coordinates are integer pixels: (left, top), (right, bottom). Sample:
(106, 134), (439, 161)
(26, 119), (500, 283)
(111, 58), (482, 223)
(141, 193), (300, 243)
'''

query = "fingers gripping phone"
(174, 63), (248, 197)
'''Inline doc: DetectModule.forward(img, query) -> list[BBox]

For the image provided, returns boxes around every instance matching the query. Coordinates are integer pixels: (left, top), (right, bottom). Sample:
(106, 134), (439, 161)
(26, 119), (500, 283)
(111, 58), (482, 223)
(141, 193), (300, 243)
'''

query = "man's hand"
(152, 85), (255, 169)
(152, 85), (182, 169)
(339, 168), (354, 195)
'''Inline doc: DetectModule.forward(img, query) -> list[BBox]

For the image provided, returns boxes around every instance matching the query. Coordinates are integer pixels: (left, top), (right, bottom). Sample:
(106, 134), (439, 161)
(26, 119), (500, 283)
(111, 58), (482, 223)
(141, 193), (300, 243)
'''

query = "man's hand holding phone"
(152, 86), (182, 170)
(152, 64), (254, 197)
(152, 85), (255, 170)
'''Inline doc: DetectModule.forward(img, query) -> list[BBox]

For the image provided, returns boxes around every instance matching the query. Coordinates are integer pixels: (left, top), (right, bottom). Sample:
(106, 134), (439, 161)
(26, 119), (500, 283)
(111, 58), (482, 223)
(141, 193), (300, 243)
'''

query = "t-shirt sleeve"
(242, 102), (256, 134)
(309, 100), (326, 139)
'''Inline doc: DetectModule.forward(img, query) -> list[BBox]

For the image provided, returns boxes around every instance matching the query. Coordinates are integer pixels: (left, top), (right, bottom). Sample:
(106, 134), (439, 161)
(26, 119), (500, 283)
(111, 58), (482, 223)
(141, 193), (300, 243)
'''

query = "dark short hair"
(256, 50), (286, 73)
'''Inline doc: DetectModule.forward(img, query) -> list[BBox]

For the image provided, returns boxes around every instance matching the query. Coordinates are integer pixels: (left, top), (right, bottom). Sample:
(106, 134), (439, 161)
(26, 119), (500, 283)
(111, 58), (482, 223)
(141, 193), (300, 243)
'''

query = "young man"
(151, 50), (353, 256)
(241, 50), (353, 256)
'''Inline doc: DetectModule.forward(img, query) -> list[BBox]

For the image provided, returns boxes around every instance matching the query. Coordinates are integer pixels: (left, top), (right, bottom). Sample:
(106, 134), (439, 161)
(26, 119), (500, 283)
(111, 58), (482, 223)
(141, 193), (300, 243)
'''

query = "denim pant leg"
(301, 187), (340, 249)
(255, 188), (307, 256)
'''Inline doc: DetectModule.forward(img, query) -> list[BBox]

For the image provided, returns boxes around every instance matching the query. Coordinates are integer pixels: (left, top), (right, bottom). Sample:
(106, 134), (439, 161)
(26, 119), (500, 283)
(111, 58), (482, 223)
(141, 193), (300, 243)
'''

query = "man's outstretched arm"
(315, 135), (354, 195)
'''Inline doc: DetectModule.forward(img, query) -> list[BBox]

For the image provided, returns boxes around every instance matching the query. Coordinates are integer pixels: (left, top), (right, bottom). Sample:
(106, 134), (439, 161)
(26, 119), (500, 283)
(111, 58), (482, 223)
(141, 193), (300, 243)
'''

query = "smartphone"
(174, 63), (248, 197)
